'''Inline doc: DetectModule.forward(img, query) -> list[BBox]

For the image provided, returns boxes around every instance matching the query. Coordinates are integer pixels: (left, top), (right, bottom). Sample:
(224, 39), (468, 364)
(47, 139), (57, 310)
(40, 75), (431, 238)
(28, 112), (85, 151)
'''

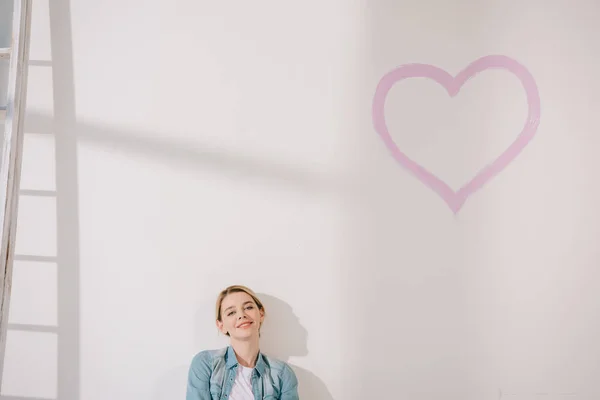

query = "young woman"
(186, 285), (299, 400)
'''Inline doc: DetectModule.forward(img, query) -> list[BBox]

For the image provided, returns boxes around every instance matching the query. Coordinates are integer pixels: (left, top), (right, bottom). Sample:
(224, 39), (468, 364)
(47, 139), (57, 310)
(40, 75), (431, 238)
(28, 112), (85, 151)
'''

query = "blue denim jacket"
(186, 346), (299, 399)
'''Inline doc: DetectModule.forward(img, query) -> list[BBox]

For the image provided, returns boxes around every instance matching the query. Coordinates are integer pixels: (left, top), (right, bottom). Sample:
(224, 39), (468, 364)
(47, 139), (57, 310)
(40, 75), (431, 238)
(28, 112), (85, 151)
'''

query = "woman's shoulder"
(260, 353), (297, 378)
(189, 347), (228, 369)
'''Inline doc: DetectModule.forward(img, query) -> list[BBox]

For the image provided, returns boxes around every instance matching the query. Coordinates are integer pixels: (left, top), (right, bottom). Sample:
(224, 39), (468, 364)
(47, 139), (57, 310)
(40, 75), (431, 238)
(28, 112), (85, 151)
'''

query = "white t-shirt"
(229, 365), (255, 400)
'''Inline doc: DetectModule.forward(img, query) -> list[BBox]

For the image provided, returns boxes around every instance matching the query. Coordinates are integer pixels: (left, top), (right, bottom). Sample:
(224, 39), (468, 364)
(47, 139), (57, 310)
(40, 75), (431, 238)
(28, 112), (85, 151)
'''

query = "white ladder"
(0, 0), (33, 390)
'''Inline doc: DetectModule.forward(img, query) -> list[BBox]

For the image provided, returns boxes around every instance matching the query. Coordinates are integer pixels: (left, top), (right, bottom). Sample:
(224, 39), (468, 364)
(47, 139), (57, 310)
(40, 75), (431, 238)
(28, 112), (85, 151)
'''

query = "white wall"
(2, 0), (600, 399)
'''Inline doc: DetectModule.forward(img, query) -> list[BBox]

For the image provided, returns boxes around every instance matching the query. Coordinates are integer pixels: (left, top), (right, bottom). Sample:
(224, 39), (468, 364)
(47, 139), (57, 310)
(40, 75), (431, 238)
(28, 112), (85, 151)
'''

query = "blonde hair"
(215, 285), (266, 336)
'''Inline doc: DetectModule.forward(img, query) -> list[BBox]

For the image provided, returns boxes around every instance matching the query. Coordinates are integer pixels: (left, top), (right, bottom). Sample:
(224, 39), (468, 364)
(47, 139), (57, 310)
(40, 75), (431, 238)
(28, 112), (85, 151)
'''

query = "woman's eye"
(246, 306), (254, 310)
(227, 311), (235, 316)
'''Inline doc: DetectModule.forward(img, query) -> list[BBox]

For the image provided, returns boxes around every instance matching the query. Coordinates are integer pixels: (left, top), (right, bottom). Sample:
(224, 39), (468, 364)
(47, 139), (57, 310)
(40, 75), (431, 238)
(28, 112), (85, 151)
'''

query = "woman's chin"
(232, 330), (258, 341)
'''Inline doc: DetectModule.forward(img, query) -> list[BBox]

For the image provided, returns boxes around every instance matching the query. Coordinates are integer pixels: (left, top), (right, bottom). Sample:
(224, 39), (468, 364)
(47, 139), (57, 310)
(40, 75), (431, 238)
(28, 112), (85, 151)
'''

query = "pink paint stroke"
(372, 55), (541, 213)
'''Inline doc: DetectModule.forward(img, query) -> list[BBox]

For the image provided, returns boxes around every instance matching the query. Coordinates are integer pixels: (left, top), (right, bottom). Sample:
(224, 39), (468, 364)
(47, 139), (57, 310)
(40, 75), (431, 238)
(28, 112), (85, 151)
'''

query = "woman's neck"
(230, 338), (260, 368)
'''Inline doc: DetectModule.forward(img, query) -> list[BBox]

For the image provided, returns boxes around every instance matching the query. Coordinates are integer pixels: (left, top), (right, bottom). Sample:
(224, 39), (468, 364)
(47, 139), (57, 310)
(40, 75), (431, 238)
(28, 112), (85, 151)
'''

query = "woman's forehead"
(221, 292), (254, 308)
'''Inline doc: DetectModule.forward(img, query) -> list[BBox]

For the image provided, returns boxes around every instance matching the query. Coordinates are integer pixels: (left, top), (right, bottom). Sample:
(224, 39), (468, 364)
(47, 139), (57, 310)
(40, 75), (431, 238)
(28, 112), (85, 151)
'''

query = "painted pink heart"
(372, 55), (541, 213)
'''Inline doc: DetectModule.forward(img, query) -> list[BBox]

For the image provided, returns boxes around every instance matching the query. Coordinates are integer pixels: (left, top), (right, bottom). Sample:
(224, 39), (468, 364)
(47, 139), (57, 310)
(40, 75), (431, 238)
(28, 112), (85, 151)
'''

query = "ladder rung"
(0, 47), (10, 59)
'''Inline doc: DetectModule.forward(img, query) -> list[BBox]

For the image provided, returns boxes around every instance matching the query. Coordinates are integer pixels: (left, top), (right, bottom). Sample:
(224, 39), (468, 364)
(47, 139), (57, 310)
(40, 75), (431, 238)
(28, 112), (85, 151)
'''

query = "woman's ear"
(216, 319), (226, 334)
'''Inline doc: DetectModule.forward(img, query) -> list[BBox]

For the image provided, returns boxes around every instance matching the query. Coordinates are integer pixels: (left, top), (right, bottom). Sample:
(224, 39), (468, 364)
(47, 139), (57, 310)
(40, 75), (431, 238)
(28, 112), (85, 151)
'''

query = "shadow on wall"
(257, 293), (334, 400)
(23, 112), (346, 196)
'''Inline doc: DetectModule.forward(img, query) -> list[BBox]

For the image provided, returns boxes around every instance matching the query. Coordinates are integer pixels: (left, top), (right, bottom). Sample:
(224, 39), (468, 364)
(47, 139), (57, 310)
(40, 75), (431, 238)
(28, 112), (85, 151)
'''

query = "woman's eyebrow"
(224, 301), (253, 312)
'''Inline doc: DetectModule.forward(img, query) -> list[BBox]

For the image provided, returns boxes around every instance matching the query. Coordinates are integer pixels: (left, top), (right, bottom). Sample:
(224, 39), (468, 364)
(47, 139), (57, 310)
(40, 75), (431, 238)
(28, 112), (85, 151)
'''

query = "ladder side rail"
(0, 0), (33, 387)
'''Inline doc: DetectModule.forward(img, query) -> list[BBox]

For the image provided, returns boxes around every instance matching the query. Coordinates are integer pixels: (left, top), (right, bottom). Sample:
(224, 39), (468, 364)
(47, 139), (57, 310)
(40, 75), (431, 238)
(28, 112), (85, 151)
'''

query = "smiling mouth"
(237, 321), (253, 328)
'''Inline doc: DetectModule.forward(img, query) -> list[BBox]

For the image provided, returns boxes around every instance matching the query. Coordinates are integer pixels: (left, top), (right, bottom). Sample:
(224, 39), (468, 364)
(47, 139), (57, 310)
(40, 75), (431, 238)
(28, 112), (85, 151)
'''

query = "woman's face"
(217, 292), (264, 340)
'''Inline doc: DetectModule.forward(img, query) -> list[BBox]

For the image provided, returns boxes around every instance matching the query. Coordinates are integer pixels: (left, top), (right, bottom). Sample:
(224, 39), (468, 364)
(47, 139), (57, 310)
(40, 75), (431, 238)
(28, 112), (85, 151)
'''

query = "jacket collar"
(225, 345), (267, 376)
